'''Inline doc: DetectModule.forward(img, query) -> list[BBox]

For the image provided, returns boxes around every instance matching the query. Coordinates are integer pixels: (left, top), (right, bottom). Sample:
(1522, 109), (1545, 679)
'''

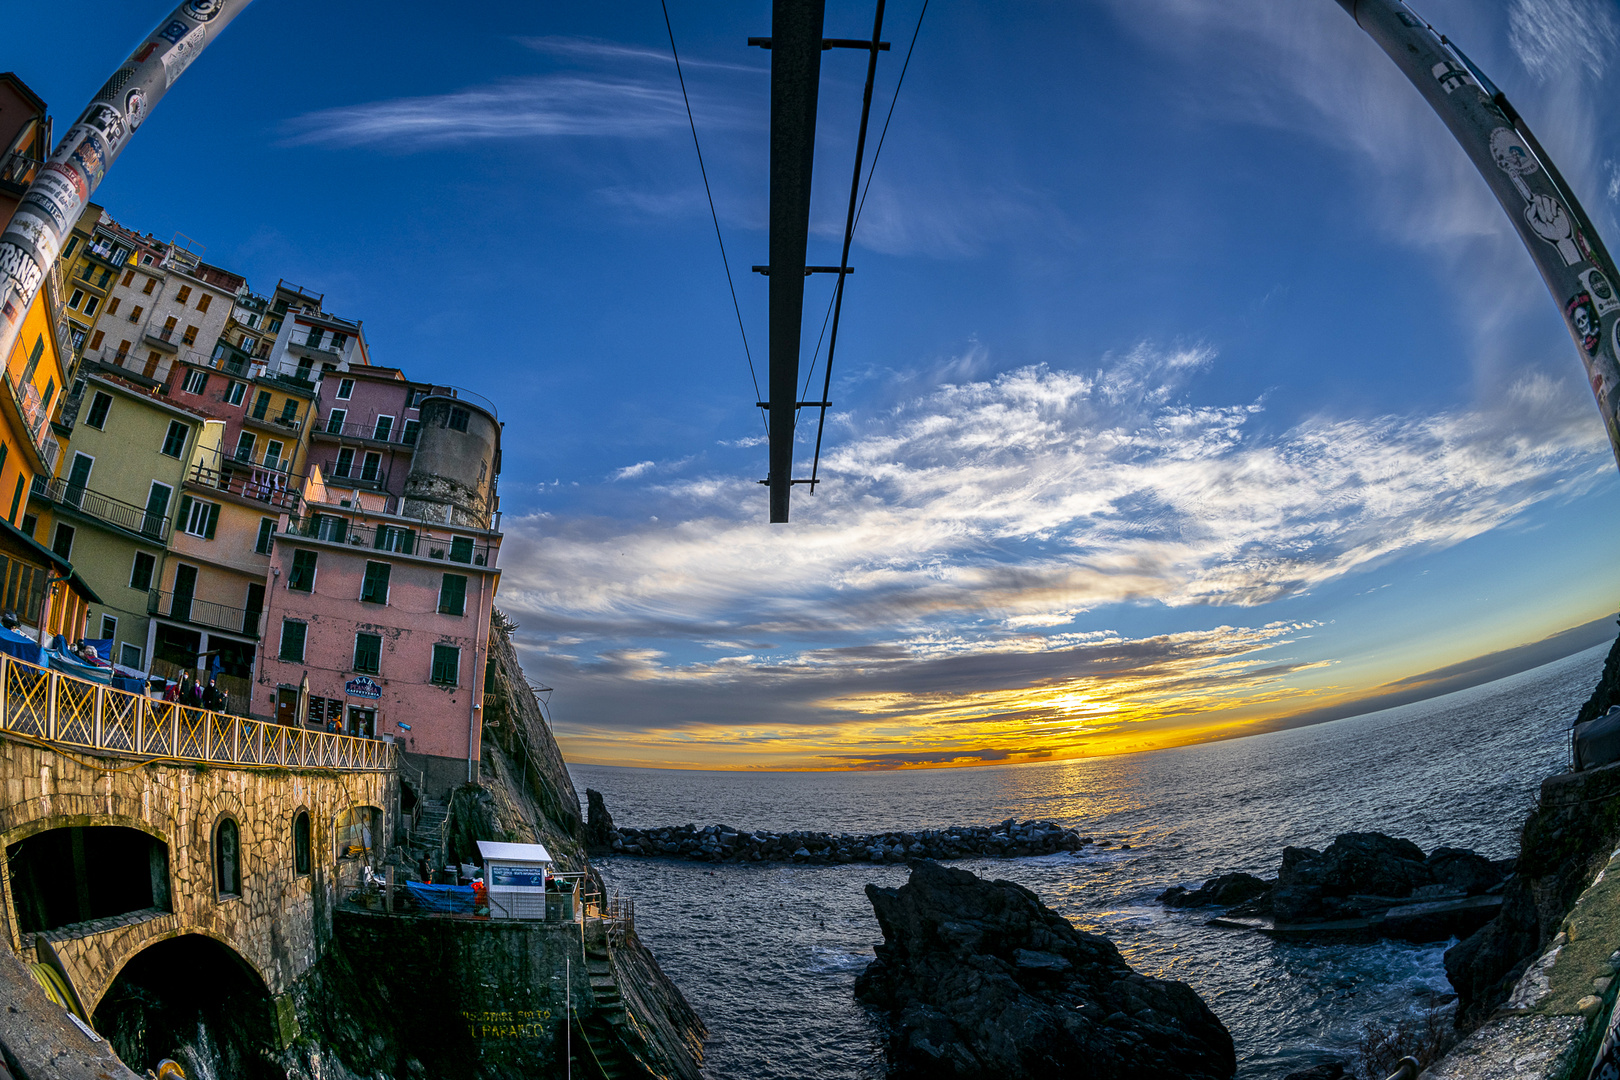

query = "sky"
(12, 0), (1620, 770)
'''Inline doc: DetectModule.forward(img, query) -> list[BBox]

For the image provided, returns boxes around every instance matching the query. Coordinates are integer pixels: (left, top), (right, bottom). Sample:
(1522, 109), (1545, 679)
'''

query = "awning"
(0, 516), (103, 605)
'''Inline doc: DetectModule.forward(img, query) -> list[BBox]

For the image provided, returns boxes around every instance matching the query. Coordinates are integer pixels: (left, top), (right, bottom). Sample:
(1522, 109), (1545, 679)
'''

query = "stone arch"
(211, 809), (243, 900)
(2, 811), (170, 849)
(333, 802), (383, 864)
(290, 804), (312, 877)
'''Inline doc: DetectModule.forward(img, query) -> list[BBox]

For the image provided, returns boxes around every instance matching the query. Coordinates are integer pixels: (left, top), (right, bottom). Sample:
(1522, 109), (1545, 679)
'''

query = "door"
(64, 452), (92, 508)
(347, 707), (375, 739)
(243, 582), (264, 637)
(276, 687), (297, 726)
(142, 483), (171, 537)
(171, 564), (197, 622)
(234, 431), (255, 463)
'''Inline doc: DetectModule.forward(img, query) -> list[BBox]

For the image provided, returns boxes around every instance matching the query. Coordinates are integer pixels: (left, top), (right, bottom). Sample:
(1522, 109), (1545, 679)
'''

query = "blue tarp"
(0, 626), (41, 665)
(112, 675), (147, 694)
(46, 649), (113, 684)
(404, 881), (476, 914)
(81, 639), (113, 662)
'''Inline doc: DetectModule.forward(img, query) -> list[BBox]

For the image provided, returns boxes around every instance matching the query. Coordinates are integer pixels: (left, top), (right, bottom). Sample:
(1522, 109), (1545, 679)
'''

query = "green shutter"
(373, 526), (387, 550)
(403, 529), (416, 555)
(177, 495), (193, 532)
(204, 503), (219, 539)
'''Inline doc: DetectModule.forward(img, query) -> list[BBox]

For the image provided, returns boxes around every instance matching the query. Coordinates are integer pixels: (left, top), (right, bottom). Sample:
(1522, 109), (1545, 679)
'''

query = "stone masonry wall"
(0, 736), (394, 1017)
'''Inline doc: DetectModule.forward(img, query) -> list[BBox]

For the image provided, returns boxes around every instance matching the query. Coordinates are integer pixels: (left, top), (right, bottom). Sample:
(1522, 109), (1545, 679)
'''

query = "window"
(178, 496), (220, 539)
(332, 333), (348, 351)
(142, 254), (153, 265)
(62, 236), (78, 258)
(439, 574), (467, 616)
(233, 430), (256, 463)
(85, 391), (112, 429)
(22, 336), (42, 383)
(141, 277), (155, 295)
(245, 312), (259, 328)
(264, 440), (285, 469)
(334, 448), (354, 477)
(68, 288), (84, 308)
(279, 619), (307, 662)
(51, 523), (74, 561)
(117, 338), (131, 359)
(293, 812), (311, 876)
(372, 415), (393, 441)
(255, 518), (275, 555)
(448, 408), (471, 432)
(175, 286), (191, 304)
(360, 452), (381, 481)
(98, 269), (111, 288)
(449, 536), (475, 564)
(132, 552), (160, 593)
(402, 419), (420, 446)
(159, 420), (187, 458)
(121, 269), (134, 287)
(100, 614), (117, 640)
(181, 369), (208, 395)
(336, 378), (354, 400)
(268, 318), (281, 333)
(89, 329), (104, 350)
(71, 329), (85, 353)
(306, 328), (324, 349)
(128, 304), (143, 322)
(226, 381), (245, 406)
(431, 645), (460, 686)
(107, 298), (120, 316)
(215, 817), (240, 898)
(82, 296), (99, 317)
(120, 642), (142, 668)
(352, 632), (381, 674)
(142, 483), (170, 537)
(240, 336), (257, 353)
(181, 324), (197, 346)
(41, 380), (53, 412)
(360, 561), (390, 604)
(326, 408), (346, 433)
(406, 390), (421, 409)
(197, 293), (211, 313)
(375, 525), (415, 554)
(278, 399), (297, 424)
(288, 550), (317, 592)
(19, 514), (35, 539)
(252, 391), (270, 419)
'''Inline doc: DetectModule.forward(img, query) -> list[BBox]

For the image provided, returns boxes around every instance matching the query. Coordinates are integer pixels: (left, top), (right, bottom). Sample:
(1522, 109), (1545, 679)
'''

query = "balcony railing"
(148, 589), (262, 637)
(286, 329), (347, 357)
(285, 512), (496, 566)
(143, 327), (179, 352)
(0, 655), (393, 772)
(3, 372), (54, 456)
(32, 476), (167, 538)
(0, 150), (41, 189)
(315, 416), (418, 445)
(189, 460), (301, 512)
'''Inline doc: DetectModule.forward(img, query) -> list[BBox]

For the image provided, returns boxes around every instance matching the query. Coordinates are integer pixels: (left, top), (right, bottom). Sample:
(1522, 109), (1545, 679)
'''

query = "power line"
(661, 0), (767, 434)
(806, 0), (930, 488)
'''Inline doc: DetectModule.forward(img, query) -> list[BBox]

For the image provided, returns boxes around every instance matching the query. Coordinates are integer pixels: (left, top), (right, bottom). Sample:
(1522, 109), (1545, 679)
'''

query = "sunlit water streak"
(577, 643), (1604, 1079)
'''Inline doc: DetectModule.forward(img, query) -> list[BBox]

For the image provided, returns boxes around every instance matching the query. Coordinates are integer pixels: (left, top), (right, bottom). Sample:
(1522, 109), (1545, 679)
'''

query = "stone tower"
(400, 391), (501, 530)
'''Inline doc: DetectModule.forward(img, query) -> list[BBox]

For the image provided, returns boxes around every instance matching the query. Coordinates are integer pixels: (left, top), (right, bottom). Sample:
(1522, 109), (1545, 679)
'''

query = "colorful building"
(258, 390), (503, 792)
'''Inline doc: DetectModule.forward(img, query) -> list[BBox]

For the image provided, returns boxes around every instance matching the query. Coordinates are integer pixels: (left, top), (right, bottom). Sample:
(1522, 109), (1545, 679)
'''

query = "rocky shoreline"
(604, 815), (1097, 864)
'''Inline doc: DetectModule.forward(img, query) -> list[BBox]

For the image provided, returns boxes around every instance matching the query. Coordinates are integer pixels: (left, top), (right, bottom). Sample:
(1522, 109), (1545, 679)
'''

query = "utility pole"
(0, 0), (253, 367)
(764, 0), (827, 523)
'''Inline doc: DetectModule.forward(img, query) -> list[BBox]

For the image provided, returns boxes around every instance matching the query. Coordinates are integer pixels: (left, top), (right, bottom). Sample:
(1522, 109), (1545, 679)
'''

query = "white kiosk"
(476, 840), (553, 920)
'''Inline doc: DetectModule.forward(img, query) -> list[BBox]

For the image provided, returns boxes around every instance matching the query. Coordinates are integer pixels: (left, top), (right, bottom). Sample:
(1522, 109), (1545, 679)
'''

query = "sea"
(574, 642), (1608, 1080)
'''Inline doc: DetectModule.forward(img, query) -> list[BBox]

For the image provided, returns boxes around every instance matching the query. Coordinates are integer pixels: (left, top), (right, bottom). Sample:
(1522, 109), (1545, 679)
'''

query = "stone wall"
(0, 736), (395, 1020)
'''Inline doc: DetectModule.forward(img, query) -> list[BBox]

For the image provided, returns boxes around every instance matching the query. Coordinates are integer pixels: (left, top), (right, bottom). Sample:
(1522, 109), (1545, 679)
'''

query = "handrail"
(147, 589), (261, 637)
(32, 475), (167, 538)
(1384, 1058), (1420, 1080)
(315, 415), (417, 445)
(0, 654), (394, 771)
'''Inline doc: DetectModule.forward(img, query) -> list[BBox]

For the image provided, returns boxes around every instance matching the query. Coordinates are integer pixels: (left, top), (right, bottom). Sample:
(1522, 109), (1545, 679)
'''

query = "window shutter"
(177, 495), (193, 530)
(403, 529), (416, 555)
(204, 503), (219, 539)
(374, 527), (387, 550)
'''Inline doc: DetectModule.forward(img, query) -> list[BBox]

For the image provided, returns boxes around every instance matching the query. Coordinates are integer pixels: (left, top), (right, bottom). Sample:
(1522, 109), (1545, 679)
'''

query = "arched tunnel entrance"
(92, 934), (281, 1080)
(7, 825), (170, 932)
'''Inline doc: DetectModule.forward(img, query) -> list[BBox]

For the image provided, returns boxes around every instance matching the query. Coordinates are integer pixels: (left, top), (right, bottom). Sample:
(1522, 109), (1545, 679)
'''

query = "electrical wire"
(661, 0), (768, 435)
(805, 0), (930, 488)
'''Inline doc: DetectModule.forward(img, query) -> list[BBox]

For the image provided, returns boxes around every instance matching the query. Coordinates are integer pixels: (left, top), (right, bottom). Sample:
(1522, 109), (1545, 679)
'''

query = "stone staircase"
(572, 942), (636, 1079)
(413, 797), (448, 859)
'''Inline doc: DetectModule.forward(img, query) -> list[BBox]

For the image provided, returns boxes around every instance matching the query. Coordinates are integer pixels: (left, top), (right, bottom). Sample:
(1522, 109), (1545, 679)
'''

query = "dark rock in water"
(1158, 872), (1272, 909)
(584, 787), (617, 852)
(1272, 833), (1433, 922)
(1281, 1063), (1346, 1080)
(1425, 847), (1507, 895)
(856, 860), (1236, 1079)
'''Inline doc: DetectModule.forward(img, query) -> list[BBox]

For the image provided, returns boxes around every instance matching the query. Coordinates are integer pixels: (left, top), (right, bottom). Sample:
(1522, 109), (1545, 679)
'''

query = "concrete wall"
(0, 738), (395, 1017)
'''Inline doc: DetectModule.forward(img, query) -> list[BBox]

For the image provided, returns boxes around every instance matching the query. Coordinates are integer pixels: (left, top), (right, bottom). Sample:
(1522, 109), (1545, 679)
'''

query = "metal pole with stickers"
(1333, 0), (1620, 469)
(0, 0), (252, 368)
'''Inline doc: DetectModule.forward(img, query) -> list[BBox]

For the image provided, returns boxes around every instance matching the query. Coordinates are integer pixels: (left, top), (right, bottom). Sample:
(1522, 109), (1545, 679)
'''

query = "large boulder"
(856, 860), (1235, 1079)
(1158, 872), (1272, 909)
(584, 788), (617, 852)
(1272, 833), (1433, 922)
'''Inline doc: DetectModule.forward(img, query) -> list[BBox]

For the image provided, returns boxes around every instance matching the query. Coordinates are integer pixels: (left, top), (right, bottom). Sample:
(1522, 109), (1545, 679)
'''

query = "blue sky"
(14, 0), (1620, 768)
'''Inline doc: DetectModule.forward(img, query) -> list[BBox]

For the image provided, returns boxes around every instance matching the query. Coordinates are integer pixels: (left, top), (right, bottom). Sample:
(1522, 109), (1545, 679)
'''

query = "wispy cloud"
(1509, 0), (1618, 82)
(516, 35), (765, 75)
(612, 460), (658, 481)
(498, 346), (1611, 767)
(280, 75), (708, 148)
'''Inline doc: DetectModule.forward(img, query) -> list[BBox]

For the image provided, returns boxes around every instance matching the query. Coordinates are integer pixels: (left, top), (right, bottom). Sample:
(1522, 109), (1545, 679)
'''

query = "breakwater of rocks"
(606, 818), (1102, 864)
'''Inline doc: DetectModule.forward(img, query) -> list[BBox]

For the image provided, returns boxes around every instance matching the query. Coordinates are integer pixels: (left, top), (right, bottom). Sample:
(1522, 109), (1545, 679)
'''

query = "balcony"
(189, 458), (301, 512)
(3, 372), (54, 459)
(286, 329), (347, 360)
(143, 327), (180, 353)
(314, 416), (417, 446)
(148, 589), (261, 638)
(0, 150), (41, 191)
(285, 512), (496, 566)
(32, 476), (167, 539)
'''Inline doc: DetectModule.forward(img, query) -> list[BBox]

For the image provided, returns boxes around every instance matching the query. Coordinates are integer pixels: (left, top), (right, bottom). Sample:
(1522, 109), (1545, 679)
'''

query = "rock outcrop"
(611, 817), (1091, 864)
(857, 860), (1235, 1079)
(585, 788), (617, 852)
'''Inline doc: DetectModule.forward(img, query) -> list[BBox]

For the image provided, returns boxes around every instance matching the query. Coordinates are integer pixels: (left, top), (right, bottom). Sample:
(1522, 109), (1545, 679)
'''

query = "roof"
(0, 517), (104, 605)
(476, 840), (553, 864)
(0, 73), (47, 118)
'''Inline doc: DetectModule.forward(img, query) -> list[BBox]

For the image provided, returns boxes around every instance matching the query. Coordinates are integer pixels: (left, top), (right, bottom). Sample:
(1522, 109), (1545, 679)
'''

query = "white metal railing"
(0, 655), (394, 771)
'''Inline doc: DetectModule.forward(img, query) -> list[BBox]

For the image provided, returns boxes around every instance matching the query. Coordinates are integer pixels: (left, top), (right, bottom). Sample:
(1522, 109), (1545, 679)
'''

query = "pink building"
(255, 390), (502, 795)
(305, 365), (424, 502)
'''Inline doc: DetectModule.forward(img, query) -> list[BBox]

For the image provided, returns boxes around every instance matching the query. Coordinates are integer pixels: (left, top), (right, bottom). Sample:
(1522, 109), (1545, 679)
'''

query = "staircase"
(414, 797), (448, 861)
(570, 942), (636, 1079)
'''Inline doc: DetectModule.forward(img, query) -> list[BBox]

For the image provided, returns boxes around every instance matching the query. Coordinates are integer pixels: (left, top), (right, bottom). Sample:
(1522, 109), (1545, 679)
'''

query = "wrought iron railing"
(285, 512), (495, 565)
(315, 416), (417, 445)
(188, 459), (301, 511)
(0, 150), (41, 188)
(31, 475), (167, 538)
(0, 656), (393, 771)
(147, 589), (262, 637)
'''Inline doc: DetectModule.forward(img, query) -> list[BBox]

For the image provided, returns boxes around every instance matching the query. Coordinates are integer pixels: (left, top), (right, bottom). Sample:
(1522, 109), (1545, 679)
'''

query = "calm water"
(575, 644), (1603, 1079)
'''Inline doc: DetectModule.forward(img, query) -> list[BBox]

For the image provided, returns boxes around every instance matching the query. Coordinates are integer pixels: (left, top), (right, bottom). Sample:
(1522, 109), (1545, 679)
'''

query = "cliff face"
(1576, 620), (1620, 724)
